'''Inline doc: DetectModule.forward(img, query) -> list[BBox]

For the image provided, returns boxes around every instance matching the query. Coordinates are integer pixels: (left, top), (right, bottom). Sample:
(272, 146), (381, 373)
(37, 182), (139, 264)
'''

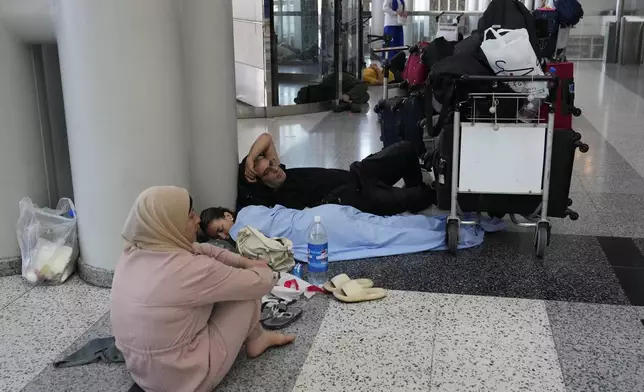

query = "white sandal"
(332, 279), (387, 303)
(322, 273), (374, 293)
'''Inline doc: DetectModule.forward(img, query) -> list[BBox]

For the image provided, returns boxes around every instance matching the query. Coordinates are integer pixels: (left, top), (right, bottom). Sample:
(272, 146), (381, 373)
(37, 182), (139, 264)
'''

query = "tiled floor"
(2, 63), (644, 391)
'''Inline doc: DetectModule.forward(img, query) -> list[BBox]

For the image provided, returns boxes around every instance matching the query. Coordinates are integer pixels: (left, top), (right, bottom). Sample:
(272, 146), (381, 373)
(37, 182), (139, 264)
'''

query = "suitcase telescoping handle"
(370, 47), (409, 71)
(369, 48), (385, 64)
(436, 12), (463, 23)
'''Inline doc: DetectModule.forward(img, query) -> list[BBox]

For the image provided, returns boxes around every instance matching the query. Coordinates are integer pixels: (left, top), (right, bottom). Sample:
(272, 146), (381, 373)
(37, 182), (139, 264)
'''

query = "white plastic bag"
(16, 197), (79, 284)
(480, 28), (548, 98)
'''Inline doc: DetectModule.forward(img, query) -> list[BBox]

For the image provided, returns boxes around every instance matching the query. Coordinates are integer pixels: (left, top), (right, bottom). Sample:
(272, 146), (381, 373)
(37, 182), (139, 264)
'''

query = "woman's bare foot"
(246, 331), (296, 358)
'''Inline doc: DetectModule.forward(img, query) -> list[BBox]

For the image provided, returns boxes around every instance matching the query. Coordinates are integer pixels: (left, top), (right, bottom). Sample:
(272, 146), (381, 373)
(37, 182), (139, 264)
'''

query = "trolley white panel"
(458, 123), (546, 194)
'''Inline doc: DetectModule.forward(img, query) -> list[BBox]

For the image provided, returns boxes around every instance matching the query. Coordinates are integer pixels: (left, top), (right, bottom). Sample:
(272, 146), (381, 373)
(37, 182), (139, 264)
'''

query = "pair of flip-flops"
(260, 300), (302, 330)
(322, 274), (387, 303)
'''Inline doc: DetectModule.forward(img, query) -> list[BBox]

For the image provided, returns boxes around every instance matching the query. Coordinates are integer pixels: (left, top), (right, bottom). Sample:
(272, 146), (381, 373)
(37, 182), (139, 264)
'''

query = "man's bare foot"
(246, 331), (296, 358)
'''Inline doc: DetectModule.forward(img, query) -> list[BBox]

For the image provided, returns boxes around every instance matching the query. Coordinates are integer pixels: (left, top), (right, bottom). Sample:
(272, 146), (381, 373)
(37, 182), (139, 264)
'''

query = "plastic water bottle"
(307, 216), (328, 286)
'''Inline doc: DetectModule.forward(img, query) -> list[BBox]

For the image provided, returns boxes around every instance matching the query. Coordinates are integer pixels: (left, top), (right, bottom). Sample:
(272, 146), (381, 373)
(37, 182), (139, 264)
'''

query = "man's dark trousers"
(349, 141), (433, 216)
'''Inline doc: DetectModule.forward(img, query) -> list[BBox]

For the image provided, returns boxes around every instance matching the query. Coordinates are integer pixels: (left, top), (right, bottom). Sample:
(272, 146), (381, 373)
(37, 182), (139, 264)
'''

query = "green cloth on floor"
(295, 72), (370, 104)
(54, 337), (124, 368)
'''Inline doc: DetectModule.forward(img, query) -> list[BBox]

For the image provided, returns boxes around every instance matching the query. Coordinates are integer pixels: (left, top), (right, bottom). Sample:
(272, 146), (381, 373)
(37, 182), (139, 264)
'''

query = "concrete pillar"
(0, 25), (48, 266)
(466, 0), (479, 35)
(180, 0), (238, 212)
(371, 0), (384, 37)
(403, 0), (414, 45)
(0, 0), (55, 42)
(57, 0), (191, 281)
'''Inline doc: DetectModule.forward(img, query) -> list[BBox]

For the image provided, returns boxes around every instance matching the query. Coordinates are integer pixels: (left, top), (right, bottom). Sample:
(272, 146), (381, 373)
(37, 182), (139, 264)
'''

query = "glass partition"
(269, 0), (363, 107)
(566, 0), (617, 61)
(344, 0), (364, 77)
(272, 0), (333, 106)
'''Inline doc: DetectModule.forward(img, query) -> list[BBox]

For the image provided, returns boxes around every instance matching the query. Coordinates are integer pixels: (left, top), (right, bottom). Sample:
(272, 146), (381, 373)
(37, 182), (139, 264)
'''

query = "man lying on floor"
(200, 205), (503, 262)
(238, 133), (435, 216)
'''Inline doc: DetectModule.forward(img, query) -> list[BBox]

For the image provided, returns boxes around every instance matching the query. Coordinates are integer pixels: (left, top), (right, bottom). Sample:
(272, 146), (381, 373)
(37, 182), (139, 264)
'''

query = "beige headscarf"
(122, 186), (195, 253)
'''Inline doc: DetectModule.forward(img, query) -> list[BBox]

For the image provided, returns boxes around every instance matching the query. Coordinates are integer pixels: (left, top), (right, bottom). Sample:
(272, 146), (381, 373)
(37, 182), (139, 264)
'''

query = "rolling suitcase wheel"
(534, 222), (550, 258)
(565, 208), (579, 221)
(446, 219), (459, 254)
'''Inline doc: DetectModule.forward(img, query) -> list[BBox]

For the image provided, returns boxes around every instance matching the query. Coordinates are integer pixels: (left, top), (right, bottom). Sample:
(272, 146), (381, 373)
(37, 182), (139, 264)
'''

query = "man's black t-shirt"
(237, 157), (355, 210)
(275, 167), (355, 209)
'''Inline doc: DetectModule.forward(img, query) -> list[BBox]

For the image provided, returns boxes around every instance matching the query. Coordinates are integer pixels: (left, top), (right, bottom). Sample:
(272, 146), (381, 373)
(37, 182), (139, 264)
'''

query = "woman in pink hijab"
(110, 186), (295, 392)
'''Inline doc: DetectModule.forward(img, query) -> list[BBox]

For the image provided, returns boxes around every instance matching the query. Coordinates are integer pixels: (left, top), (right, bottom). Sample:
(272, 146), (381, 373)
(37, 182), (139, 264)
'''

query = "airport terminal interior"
(1, 0), (644, 391)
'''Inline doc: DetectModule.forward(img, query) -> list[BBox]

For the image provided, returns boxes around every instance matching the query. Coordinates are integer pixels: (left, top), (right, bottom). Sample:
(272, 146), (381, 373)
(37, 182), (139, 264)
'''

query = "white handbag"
(236, 226), (295, 273)
(480, 27), (548, 98)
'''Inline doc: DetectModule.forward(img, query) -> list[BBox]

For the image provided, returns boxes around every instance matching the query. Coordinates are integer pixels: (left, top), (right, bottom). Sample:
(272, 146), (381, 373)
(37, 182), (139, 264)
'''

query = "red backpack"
(401, 42), (430, 89)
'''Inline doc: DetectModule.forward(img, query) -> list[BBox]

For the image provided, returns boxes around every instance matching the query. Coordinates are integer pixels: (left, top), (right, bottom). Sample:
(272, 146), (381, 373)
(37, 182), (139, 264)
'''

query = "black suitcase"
(375, 95), (428, 157)
(533, 8), (560, 59)
(432, 126), (582, 219)
(400, 94), (427, 158)
(374, 97), (405, 149)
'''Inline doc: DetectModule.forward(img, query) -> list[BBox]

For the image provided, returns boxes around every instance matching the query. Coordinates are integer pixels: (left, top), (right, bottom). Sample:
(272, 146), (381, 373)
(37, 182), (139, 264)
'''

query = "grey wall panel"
(235, 62), (266, 107)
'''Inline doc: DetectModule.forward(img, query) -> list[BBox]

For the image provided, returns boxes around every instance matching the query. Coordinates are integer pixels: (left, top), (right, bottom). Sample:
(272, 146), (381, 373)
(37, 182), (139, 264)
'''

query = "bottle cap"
(314, 216), (321, 223)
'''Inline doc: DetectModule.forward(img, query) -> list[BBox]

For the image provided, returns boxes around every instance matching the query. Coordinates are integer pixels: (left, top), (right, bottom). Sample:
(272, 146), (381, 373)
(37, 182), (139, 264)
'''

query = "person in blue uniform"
(383, 0), (407, 59)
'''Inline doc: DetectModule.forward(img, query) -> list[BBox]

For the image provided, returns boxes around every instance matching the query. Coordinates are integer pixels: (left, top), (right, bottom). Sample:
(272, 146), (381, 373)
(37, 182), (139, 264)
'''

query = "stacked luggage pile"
(373, 0), (586, 257)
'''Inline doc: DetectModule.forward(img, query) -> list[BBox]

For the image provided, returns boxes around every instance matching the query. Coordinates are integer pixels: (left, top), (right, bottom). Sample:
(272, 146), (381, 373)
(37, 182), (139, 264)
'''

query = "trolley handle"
(460, 75), (556, 83)
(371, 46), (409, 53)
(367, 34), (394, 45)
(369, 48), (385, 63)
(436, 12), (464, 23)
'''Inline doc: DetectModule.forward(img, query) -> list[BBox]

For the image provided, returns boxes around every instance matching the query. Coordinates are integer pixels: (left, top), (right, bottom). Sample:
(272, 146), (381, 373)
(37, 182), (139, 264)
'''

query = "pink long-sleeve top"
(110, 243), (275, 392)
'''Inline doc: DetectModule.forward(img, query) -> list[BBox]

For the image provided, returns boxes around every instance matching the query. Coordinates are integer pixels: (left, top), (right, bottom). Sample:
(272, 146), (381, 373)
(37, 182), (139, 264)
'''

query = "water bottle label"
(292, 263), (303, 279)
(307, 243), (328, 272)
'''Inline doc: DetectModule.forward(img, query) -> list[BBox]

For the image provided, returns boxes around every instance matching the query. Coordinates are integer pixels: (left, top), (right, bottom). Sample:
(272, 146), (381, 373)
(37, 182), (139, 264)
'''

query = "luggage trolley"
(435, 12), (463, 42)
(446, 74), (558, 258)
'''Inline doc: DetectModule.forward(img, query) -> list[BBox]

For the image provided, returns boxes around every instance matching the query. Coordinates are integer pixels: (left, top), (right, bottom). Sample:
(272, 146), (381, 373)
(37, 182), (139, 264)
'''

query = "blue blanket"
(230, 205), (503, 262)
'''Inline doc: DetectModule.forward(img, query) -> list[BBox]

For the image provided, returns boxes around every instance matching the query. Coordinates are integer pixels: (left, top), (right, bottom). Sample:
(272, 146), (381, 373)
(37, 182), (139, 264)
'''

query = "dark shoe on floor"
(129, 384), (144, 392)
(350, 103), (362, 113)
(333, 100), (351, 112)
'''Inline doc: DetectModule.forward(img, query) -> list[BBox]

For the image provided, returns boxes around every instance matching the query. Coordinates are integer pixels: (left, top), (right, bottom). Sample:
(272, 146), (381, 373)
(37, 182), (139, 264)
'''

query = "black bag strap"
(432, 82), (455, 137)
(423, 82), (434, 119)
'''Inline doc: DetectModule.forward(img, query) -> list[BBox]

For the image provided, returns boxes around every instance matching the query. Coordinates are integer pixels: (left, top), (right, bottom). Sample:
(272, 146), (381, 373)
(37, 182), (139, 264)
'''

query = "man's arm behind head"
(241, 133), (280, 183)
(247, 133), (280, 166)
